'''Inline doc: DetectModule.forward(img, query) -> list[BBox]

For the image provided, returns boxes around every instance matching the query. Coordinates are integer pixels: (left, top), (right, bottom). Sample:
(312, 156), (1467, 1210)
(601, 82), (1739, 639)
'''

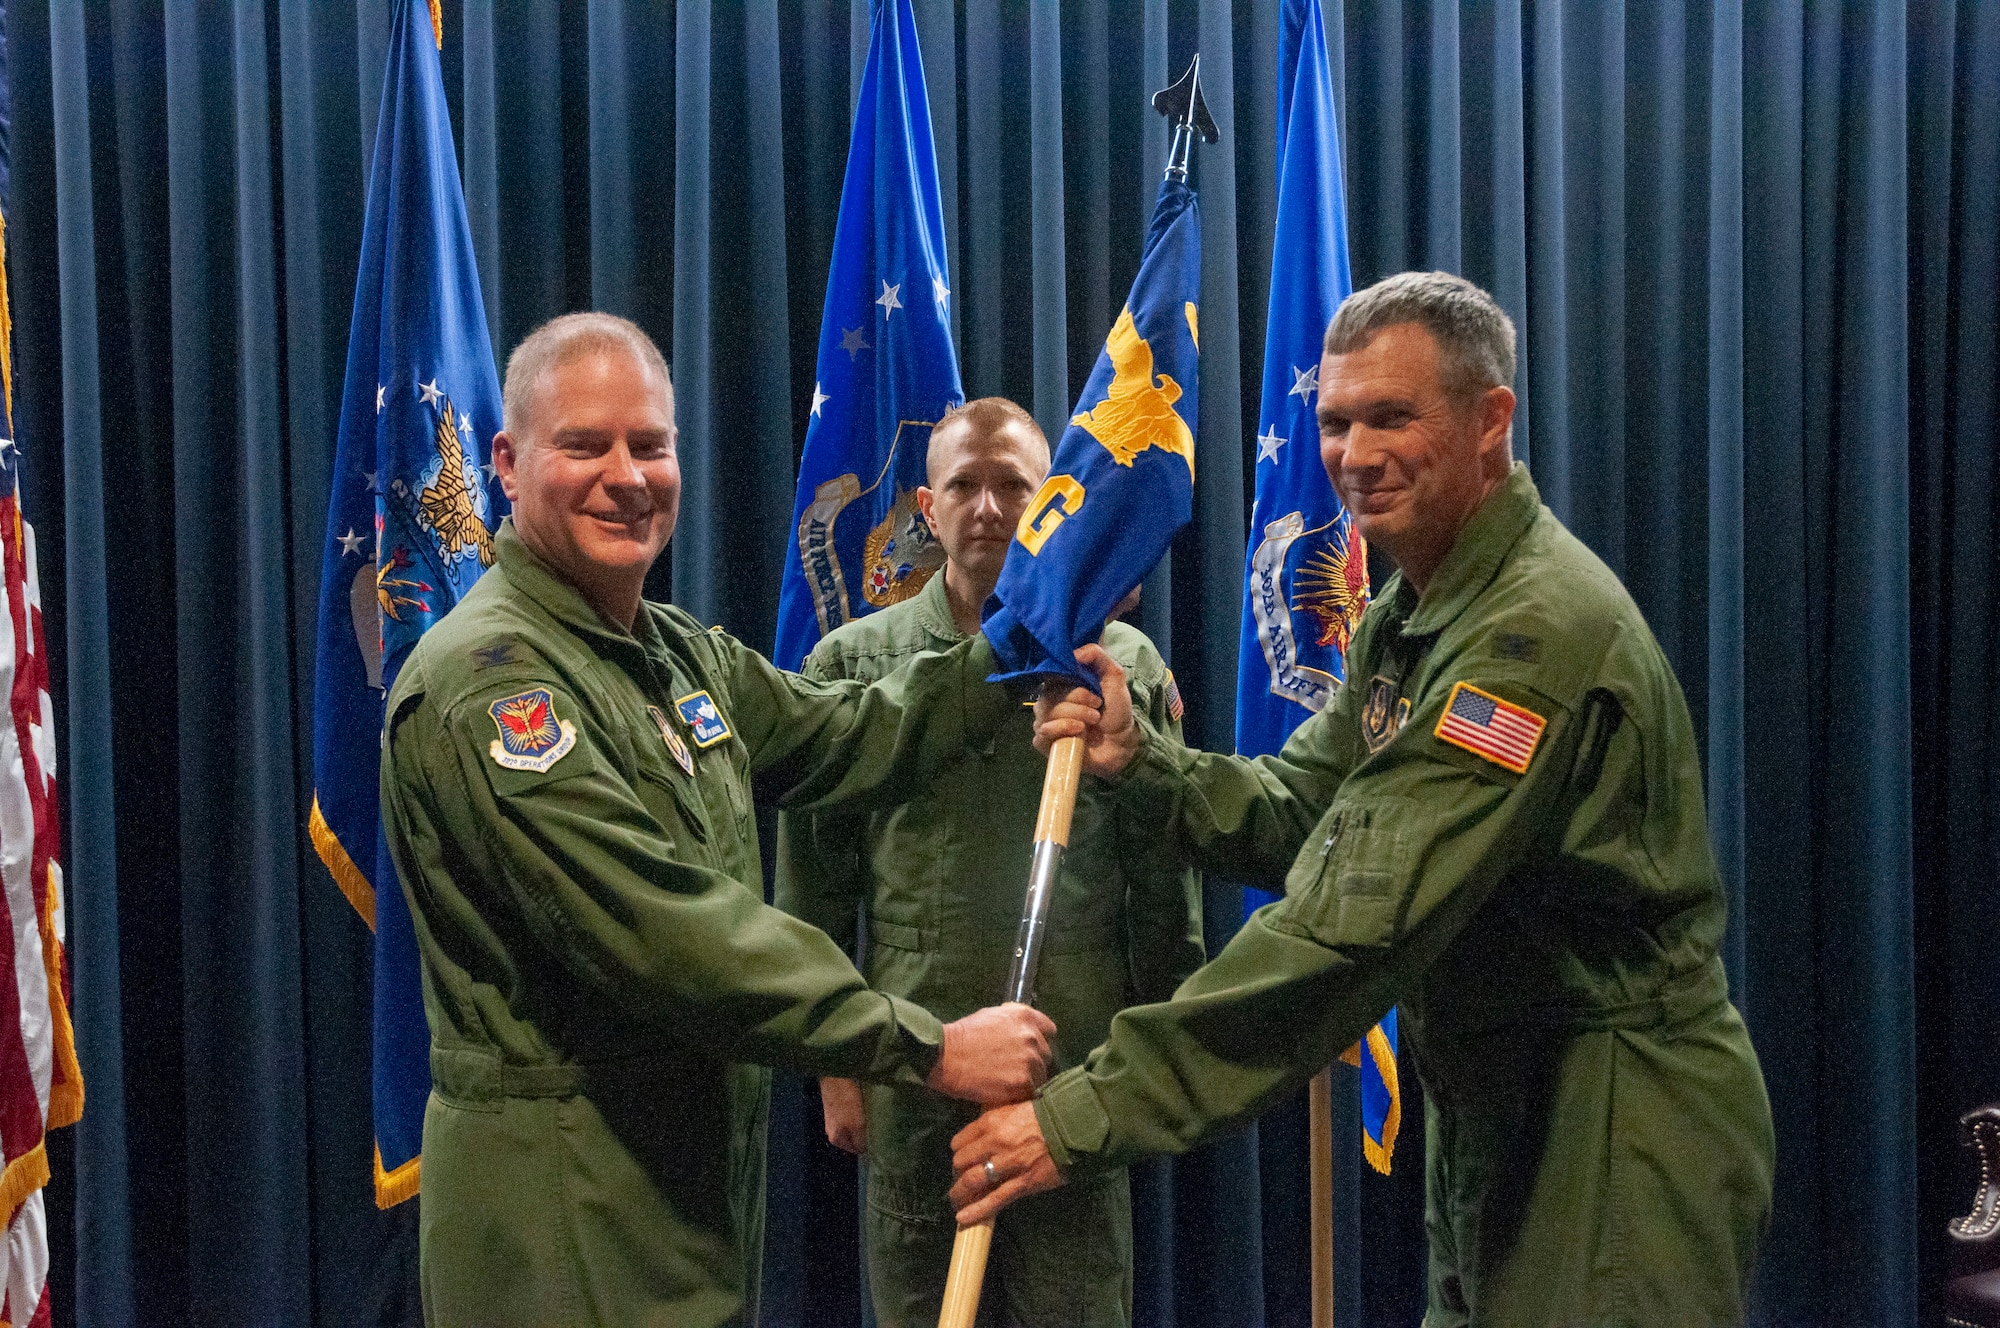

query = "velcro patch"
(488, 688), (578, 773)
(1433, 681), (1545, 774)
(675, 690), (731, 747)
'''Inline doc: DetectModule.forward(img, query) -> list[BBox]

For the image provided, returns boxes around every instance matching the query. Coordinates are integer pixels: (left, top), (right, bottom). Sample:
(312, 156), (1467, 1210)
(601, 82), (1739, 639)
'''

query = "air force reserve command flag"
(983, 177), (1201, 683)
(1235, 0), (1400, 1174)
(774, 0), (963, 671)
(309, 0), (505, 1208)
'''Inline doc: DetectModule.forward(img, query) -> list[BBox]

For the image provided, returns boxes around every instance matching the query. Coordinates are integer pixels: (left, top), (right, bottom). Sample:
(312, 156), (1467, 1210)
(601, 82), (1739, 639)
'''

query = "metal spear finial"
(1153, 54), (1219, 181)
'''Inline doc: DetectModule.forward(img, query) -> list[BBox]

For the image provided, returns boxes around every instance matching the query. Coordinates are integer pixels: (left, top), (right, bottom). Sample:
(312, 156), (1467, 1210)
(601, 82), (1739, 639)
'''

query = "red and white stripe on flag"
(0, 480), (79, 1328)
(1433, 680), (1547, 774)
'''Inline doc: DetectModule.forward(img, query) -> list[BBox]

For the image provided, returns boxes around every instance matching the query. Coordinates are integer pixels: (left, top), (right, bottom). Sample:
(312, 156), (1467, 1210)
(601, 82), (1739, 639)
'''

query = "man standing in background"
(777, 398), (1205, 1328)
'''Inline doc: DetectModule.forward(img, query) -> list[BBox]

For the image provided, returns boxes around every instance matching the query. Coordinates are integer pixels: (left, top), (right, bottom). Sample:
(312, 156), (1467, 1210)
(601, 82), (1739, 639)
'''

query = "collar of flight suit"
(491, 518), (670, 661)
(1395, 460), (1543, 639)
(912, 562), (971, 647)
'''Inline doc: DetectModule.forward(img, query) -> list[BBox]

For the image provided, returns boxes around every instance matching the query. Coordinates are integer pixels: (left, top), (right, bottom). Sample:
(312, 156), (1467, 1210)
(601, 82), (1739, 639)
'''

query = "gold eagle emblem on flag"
(1072, 305), (1196, 479)
(418, 399), (495, 569)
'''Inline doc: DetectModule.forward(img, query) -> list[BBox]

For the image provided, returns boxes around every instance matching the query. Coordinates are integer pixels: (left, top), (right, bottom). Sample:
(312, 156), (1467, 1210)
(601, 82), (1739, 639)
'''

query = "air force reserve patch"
(649, 705), (696, 775)
(676, 690), (732, 748)
(1361, 675), (1403, 754)
(488, 688), (578, 772)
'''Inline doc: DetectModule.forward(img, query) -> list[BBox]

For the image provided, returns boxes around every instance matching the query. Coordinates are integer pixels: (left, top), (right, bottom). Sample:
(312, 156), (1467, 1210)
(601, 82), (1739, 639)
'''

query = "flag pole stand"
(938, 733), (1084, 1328)
(1309, 1065), (1336, 1328)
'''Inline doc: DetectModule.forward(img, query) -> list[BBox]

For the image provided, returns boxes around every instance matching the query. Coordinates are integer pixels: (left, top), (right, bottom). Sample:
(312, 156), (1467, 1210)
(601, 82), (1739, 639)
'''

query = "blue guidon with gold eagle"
(982, 176), (1202, 685)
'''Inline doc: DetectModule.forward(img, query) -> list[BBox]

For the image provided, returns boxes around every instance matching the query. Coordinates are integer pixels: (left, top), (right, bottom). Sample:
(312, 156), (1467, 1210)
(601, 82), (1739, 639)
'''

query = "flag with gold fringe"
(0, 6), (84, 1318)
(310, 0), (505, 1207)
(1235, 0), (1399, 1173)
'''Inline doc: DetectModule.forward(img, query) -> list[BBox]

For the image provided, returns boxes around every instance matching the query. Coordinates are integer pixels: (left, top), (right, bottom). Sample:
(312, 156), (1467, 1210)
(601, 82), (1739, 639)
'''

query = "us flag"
(0, 9), (83, 1323)
(1435, 681), (1546, 774)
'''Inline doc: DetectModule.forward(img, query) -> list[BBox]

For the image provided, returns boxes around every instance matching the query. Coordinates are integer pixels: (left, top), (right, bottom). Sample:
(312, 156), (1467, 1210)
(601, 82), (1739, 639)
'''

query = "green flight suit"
(1033, 464), (1775, 1327)
(774, 570), (1205, 1328)
(380, 521), (1010, 1328)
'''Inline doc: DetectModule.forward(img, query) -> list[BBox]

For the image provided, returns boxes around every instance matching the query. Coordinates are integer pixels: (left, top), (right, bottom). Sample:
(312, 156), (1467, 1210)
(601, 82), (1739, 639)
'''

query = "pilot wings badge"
(1072, 305), (1197, 480)
(862, 487), (945, 607)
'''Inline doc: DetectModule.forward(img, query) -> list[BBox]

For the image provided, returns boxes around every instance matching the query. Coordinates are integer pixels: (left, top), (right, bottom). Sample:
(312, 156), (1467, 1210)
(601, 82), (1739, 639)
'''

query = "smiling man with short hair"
(379, 314), (1056, 1327)
(950, 273), (1776, 1327)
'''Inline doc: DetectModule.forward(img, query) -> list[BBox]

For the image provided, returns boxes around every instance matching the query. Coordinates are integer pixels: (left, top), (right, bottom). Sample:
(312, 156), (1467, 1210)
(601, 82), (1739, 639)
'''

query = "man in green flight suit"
(379, 313), (1058, 1327)
(949, 273), (1776, 1326)
(775, 398), (1206, 1328)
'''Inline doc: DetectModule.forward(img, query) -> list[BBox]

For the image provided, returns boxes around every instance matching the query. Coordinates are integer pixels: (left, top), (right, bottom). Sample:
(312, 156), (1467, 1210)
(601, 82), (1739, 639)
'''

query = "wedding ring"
(983, 1160), (999, 1189)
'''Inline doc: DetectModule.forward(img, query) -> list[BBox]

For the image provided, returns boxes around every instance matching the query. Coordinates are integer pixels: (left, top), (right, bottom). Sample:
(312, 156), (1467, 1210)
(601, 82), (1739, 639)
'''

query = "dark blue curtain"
(10, 1), (1996, 1325)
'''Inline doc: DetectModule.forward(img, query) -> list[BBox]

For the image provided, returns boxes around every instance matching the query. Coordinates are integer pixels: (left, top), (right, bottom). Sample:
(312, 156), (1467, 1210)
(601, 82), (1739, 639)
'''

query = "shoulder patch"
(488, 688), (579, 773)
(1495, 632), (1539, 663)
(675, 690), (732, 747)
(1164, 670), (1185, 723)
(1433, 681), (1545, 774)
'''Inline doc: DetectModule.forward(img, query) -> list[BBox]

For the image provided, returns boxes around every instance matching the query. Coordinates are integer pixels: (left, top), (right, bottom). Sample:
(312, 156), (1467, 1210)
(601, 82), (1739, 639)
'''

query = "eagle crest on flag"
(1072, 305), (1197, 478)
(862, 487), (944, 607)
(1293, 521), (1369, 657)
(415, 396), (495, 569)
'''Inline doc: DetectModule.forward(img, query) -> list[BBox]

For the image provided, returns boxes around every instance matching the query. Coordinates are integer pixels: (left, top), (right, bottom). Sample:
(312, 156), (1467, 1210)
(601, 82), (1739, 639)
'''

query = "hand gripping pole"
(937, 733), (1084, 1328)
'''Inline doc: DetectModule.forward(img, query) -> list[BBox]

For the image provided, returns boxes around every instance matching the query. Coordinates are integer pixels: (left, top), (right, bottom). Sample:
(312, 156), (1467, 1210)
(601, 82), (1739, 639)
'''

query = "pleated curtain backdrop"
(9, 0), (1997, 1325)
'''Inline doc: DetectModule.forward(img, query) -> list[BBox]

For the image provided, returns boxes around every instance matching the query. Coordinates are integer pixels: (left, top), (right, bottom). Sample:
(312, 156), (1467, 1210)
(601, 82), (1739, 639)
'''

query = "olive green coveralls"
(381, 522), (1010, 1327)
(775, 569), (1205, 1327)
(1033, 465), (1775, 1327)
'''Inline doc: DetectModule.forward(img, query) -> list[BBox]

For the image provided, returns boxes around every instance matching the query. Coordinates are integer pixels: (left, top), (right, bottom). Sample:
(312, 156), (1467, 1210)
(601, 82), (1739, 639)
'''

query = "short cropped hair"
(927, 397), (1049, 482)
(1324, 271), (1516, 401)
(502, 312), (671, 438)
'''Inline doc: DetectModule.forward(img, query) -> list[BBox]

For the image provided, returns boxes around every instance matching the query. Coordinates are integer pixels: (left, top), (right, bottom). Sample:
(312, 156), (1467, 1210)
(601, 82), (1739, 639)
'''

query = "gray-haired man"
(949, 272), (1775, 1326)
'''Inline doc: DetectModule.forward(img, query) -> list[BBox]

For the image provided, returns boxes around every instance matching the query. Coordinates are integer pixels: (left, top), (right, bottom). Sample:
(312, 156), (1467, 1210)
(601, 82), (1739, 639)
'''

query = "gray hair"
(502, 312), (671, 437)
(1324, 271), (1516, 401)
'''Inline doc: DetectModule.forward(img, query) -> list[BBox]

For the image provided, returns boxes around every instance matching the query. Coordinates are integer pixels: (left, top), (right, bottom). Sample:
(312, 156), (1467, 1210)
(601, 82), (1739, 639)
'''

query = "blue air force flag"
(984, 178), (1201, 684)
(309, 0), (505, 1208)
(774, 0), (963, 671)
(1235, 0), (1399, 1174)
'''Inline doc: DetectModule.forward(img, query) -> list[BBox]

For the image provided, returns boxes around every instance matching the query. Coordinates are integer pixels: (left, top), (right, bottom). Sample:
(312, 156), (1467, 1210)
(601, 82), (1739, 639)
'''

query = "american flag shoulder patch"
(1164, 669), (1185, 723)
(1433, 681), (1546, 774)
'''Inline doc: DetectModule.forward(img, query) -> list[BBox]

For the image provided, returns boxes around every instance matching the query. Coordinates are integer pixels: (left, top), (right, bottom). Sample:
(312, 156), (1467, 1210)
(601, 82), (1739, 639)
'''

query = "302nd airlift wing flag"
(1235, 0), (1401, 1176)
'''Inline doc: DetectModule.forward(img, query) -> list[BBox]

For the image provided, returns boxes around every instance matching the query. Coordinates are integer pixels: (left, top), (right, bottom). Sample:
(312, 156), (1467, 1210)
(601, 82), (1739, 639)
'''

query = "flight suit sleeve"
(383, 675), (944, 1087)
(1117, 650), (1207, 1004)
(771, 647), (868, 954)
(703, 629), (1014, 812)
(1032, 648), (1608, 1180)
(1108, 671), (1367, 893)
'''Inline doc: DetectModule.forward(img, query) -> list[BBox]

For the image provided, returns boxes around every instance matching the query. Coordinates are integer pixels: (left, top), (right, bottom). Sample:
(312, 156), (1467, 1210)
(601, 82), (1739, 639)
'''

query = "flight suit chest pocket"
(1282, 797), (1413, 947)
(631, 744), (714, 847)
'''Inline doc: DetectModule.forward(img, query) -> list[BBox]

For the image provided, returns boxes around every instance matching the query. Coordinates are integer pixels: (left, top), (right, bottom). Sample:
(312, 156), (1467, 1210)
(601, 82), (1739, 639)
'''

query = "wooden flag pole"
(1309, 1065), (1336, 1328)
(938, 733), (1085, 1328)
